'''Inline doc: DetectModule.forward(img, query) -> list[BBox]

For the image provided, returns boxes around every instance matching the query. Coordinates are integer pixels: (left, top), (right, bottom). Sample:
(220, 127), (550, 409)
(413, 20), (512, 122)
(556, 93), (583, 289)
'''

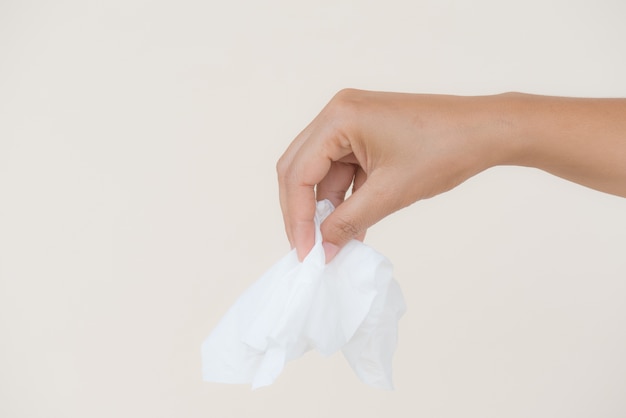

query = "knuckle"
(276, 155), (289, 179)
(333, 87), (360, 102)
(324, 89), (363, 149)
(328, 88), (360, 115)
(329, 215), (360, 243)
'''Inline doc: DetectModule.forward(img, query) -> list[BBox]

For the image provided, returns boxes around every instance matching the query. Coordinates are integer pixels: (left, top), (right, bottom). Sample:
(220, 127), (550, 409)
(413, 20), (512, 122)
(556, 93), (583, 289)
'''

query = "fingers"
(278, 123), (354, 261)
(320, 174), (393, 262)
(277, 123), (317, 249)
(351, 167), (368, 242)
(277, 154), (318, 261)
(315, 162), (357, 209)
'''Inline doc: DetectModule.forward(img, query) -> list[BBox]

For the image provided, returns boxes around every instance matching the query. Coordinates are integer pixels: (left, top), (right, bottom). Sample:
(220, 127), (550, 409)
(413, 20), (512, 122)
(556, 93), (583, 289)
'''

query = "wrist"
(471, 92), (533, 169)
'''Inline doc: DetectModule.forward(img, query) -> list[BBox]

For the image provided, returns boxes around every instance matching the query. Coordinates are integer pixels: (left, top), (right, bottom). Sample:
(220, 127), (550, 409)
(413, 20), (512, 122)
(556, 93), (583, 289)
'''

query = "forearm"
(493, 93), (626, 197)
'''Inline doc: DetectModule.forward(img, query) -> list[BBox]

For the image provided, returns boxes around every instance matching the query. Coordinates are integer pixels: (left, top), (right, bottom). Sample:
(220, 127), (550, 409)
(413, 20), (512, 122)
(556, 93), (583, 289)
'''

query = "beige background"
(2, 0), (626, 417)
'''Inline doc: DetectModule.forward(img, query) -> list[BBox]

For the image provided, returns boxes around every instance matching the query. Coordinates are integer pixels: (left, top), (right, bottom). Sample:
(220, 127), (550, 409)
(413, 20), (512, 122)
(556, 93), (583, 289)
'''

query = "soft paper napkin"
(202, 199), (406, 389)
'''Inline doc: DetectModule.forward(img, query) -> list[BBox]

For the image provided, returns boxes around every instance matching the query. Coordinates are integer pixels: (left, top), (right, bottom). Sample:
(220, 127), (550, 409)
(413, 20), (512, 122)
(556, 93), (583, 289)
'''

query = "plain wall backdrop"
(1, 1), (626, 417)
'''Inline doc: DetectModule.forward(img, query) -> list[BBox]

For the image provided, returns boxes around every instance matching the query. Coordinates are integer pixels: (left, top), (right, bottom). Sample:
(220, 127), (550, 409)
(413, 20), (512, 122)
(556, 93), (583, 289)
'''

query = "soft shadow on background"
(1, 1), (626, 417)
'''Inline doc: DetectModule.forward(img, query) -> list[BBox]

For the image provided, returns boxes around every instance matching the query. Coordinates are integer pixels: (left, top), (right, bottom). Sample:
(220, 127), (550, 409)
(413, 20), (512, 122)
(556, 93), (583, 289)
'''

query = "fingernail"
(322, 242), (339, 264)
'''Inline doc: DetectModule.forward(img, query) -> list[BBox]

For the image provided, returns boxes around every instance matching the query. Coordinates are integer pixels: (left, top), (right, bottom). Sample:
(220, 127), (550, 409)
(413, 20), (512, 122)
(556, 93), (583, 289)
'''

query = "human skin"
(276, 89), (626, 262)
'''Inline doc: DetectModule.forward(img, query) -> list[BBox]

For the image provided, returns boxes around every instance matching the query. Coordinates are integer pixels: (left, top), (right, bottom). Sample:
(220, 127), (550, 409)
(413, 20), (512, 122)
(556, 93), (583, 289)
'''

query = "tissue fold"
(202, 200), (406, 389)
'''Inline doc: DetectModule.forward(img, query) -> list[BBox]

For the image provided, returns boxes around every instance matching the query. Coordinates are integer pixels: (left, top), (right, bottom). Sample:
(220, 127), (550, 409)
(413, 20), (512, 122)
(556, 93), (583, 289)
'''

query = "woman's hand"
(277, 89), (626, 262)
(277, 89), (516, 261)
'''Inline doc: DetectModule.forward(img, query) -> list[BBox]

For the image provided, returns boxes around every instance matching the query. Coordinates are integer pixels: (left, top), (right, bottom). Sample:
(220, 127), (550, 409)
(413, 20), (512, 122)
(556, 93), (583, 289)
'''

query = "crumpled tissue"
(202, 199), (406, 389)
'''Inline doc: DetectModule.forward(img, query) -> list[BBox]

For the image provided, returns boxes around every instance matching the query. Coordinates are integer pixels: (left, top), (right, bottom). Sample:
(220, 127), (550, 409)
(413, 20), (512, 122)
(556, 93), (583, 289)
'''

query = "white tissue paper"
(202, 199), (406, 389)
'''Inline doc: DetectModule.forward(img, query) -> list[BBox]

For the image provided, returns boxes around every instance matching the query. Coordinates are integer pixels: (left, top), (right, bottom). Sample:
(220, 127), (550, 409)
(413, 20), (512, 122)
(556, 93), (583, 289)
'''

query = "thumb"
(320, 176), (396, 263)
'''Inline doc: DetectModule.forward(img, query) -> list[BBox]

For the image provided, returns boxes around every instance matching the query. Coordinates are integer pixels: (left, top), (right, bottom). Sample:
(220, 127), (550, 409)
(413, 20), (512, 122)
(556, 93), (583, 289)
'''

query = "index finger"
(279, 124), (354, 260)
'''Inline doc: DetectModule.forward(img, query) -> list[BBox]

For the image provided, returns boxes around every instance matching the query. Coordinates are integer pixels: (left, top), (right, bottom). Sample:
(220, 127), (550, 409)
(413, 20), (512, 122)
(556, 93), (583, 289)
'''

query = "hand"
(276, 89), (514, 262)
(278, 89), (626, 262)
